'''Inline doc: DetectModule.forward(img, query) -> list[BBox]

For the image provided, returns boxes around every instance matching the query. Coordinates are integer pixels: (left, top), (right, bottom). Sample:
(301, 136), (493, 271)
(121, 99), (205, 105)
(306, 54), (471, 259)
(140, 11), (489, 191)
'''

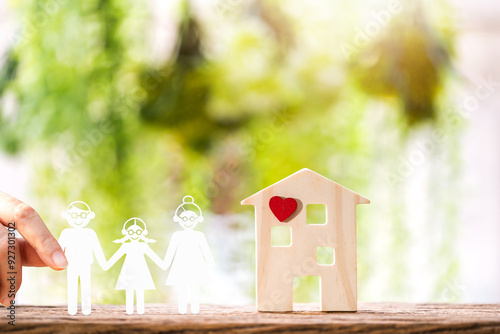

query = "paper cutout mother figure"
(103, 217), (165, 315)
(164, 196), (215, 314)
(58, 201), (107, 315)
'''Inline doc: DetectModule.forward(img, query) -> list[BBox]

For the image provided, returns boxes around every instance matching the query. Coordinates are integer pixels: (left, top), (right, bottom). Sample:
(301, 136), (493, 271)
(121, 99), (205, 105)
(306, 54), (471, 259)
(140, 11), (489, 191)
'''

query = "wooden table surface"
(2, 303), (500, 333)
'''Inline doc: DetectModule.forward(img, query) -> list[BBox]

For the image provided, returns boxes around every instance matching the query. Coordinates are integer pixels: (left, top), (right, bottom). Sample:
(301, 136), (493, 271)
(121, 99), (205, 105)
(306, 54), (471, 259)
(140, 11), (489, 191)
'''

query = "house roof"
(240, 168), (370, 205)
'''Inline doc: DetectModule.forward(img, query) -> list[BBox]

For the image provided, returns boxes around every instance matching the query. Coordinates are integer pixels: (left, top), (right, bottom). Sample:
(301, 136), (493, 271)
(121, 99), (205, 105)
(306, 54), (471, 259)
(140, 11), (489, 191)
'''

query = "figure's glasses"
(71, 212), (89, 219)
(128, 229), (143, 235)
(181, 216), (196, 222)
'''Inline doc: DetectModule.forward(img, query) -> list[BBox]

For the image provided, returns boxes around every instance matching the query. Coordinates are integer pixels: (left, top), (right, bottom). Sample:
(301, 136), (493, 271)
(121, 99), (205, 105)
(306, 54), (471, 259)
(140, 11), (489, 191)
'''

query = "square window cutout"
(271, 226), (291, 247)
(306, 204), (326, 225)
(317, 247), (335, 265)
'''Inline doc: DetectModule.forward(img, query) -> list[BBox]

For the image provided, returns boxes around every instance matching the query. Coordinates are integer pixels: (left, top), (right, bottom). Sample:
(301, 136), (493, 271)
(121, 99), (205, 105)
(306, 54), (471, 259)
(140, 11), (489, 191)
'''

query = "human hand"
(0, 192), (68, 307)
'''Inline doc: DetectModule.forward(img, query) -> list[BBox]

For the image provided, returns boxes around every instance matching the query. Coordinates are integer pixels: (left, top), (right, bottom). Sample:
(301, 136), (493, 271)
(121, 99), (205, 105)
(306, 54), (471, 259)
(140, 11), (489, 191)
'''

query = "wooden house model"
(241, 168), (369, 312)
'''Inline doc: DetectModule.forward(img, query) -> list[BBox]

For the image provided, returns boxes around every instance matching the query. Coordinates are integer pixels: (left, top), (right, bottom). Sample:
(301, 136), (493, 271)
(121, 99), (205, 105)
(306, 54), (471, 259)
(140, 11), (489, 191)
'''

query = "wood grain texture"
(2, 303), (500, 333)
(241, 168), (369, 311)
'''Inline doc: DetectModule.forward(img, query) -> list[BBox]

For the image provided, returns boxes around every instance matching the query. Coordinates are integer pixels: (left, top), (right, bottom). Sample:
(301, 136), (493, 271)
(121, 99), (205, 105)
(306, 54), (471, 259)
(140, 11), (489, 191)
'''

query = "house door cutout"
(293, 276), (320, 311)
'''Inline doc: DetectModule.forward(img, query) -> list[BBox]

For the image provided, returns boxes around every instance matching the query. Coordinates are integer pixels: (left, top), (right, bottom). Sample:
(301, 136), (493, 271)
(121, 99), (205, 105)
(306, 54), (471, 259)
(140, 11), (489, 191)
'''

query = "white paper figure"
(103, 217), (165, 315)
(58, 201), (107, 315)
(164, 196), (214, 314)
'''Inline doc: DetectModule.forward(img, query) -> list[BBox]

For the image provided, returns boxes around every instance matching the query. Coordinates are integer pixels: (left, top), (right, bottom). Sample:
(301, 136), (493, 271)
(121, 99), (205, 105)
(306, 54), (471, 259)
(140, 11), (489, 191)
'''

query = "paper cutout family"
(58, 196), (214, 315)
(58, 169), (369, 315)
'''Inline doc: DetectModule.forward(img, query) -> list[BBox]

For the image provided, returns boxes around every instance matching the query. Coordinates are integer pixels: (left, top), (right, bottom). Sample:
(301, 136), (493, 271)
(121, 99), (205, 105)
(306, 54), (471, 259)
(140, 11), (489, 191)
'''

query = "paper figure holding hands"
(58, 201), (107, 315)
(103, 218), (165, 315)
(164, 196), (215, 314)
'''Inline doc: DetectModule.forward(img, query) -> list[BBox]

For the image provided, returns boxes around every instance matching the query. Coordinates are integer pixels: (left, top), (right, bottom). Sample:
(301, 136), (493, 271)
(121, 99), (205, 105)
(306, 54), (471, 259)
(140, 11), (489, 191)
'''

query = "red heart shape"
(269, 196), (298, 222)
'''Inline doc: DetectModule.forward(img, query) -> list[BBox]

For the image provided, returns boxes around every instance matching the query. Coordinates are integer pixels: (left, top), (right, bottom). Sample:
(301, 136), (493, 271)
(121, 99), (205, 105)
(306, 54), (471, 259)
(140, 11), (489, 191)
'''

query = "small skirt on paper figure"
(115, 243), (156, 290)
(165, 232), (210, 286)
(166, 259), (209, 285)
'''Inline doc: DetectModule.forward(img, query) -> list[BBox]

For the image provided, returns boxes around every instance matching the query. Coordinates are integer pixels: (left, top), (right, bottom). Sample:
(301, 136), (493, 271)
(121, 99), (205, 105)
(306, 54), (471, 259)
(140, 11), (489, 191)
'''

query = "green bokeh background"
(0, 0), (460, 305)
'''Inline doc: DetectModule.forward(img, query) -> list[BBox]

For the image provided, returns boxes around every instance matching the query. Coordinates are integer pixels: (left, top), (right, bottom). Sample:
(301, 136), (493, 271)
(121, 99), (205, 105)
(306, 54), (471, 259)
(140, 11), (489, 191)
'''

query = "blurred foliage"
(0, 0), (458, 304)
(352, 3), (451, 125)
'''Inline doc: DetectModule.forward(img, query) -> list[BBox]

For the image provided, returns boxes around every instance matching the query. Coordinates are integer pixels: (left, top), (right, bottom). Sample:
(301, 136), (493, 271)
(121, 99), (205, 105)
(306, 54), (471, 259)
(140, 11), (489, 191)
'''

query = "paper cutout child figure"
(103, 217), (165, 315)
(58, 201), (107, 315)
(164, 195), (215, 314)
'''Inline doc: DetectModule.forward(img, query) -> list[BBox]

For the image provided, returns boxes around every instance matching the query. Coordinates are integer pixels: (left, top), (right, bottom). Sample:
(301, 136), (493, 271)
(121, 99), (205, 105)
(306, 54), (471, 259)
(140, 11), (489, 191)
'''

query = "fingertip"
(1, 298), (12, 307)
(51, 251), (68, 269)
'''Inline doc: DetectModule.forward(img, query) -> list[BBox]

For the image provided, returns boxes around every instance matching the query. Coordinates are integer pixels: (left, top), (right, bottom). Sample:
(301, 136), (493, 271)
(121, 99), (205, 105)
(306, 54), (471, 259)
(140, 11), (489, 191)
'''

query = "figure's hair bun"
(173, 195), (203, 223)
(182, 195), (195, 204)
